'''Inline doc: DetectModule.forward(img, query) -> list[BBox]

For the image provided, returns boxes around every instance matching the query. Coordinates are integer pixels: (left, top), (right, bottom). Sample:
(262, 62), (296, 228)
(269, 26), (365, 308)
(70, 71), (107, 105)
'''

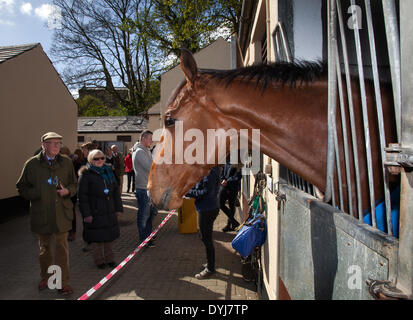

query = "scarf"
(91, 164), (116, 186)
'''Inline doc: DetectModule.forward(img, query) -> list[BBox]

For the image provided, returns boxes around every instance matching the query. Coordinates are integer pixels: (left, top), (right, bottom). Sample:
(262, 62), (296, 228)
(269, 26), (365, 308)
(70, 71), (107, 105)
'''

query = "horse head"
(148, 49), (227, 210)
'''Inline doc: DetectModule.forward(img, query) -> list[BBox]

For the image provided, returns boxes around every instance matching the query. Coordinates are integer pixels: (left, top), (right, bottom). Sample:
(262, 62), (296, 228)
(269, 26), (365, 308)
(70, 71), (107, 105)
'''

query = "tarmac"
(0, 183), (258, 301)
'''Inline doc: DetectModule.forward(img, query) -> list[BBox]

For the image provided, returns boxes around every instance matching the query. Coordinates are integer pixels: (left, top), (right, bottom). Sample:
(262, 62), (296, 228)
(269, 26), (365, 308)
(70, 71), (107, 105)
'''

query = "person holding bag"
(185, 166), (222, 279)
(78, 149), (123, 269)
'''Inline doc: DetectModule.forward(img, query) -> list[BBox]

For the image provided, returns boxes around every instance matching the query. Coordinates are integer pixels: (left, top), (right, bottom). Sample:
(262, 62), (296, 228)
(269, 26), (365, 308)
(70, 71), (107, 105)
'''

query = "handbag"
(231, 214), (267, 258)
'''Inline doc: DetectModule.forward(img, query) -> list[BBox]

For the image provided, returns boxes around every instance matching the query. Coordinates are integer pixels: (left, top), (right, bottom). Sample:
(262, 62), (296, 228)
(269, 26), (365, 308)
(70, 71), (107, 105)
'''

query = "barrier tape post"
(78, 210), (176, 300)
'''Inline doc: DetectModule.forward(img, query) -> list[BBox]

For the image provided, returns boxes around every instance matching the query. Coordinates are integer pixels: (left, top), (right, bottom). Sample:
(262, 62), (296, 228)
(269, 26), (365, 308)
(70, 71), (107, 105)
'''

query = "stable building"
(237, 0), (411, 300)
(0, 43), (77, 207)
(77, 116), (148, 154)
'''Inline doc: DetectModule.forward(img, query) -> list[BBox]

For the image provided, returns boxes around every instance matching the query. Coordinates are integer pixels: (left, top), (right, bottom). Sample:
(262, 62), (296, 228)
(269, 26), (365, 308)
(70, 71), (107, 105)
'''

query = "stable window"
(117, 135), (131, 142)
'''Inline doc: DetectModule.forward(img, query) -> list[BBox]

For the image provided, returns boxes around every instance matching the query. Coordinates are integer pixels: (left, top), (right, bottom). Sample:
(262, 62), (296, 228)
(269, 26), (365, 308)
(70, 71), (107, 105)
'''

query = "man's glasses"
(93, 157), (105, 161)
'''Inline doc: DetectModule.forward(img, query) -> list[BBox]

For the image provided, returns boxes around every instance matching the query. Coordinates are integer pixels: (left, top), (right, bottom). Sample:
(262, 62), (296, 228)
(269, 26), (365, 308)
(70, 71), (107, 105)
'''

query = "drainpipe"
(265, 0), (281, 301)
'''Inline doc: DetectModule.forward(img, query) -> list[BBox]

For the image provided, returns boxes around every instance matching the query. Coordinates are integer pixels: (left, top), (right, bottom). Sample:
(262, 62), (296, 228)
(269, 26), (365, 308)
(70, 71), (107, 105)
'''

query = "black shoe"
(147, 240), (156, 248)
(97, 263), (106, 269)
(107, 262), (117, 268)
(222, 225), (232, 233)
(82, 242), (91, 252)
(195, 267), (215, 279)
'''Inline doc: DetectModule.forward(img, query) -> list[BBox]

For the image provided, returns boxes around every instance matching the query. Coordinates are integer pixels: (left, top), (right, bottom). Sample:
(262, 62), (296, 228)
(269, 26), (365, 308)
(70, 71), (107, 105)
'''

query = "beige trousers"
(38, 232), (70, 287)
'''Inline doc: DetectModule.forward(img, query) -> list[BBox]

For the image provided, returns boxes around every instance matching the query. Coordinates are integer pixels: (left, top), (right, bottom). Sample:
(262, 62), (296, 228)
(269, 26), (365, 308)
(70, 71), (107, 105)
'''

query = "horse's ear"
(180, 48), (198, 85)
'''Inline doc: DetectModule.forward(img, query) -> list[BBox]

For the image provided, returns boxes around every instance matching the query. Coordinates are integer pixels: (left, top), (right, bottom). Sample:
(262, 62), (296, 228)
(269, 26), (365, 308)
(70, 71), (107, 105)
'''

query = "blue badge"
(104, 188), (109, 195)
(47, 177), (53, 185)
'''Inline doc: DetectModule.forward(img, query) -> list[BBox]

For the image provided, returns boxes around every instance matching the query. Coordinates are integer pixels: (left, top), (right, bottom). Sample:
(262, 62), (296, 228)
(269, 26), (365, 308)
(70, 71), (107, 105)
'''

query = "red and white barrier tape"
(78, 210), (176, 300)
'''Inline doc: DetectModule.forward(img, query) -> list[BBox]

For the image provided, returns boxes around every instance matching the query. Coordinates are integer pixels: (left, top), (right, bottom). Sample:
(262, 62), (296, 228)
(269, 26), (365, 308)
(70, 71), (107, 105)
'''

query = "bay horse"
(148, 48), (397, 219)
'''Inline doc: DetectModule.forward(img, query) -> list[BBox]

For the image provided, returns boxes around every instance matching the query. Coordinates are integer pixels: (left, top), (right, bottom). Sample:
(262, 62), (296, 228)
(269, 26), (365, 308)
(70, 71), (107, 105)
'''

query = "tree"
(141, 0), (242, 57)
(76, 95), (127, 116)
(52, 0), (161, 115)
(51, 0), (242, 115)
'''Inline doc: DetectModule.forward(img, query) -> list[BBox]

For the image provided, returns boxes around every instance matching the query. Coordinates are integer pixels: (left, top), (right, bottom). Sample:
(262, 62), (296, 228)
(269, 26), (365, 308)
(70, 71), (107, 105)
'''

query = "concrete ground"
(0, 185), (258, 300)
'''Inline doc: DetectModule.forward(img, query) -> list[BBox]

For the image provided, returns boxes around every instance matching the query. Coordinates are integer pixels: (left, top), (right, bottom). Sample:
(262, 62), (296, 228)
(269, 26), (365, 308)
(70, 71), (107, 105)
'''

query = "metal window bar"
(326, 0), (399, 235)
(350, 0), (377, 227)
(364, 0), (393, 235)
(336, 0), (363, 220)
(324, 0), (338, 204)
(382, 0), (401, 142)
(335, 49), (353, 215)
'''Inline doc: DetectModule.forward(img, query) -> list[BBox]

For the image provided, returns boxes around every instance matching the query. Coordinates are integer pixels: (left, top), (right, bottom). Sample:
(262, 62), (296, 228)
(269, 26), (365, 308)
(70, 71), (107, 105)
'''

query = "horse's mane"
(200, 60), (326, 91)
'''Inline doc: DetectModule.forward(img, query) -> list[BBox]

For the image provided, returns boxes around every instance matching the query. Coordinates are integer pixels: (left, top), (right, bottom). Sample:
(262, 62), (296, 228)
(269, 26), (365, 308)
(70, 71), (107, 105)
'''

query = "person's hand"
(115, 212), (121, 217)
(57, 183), (70, 197)
(84, 216), (93, 223)
(221, 179), (227, 187)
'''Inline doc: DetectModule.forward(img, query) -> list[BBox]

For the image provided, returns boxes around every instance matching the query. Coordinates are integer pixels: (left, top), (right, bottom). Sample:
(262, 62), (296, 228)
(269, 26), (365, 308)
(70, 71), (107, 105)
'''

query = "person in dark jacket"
(186, 166), (222, 279)
(219, 159), (242, 232)
(17, 132), (77, 295)
(78, 149), (123, 269)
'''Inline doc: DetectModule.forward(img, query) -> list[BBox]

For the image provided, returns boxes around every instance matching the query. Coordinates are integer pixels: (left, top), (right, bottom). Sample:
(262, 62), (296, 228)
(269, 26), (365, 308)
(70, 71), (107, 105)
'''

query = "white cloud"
(34, 3), (54, 21)
(0, 0), (15, 14)
(71, 89), (79, 99)
(20, 2), (32, 15)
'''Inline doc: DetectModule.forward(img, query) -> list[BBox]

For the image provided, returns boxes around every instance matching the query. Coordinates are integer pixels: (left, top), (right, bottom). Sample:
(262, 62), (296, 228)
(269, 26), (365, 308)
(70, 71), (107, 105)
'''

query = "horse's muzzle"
(150, 188), (172, 211)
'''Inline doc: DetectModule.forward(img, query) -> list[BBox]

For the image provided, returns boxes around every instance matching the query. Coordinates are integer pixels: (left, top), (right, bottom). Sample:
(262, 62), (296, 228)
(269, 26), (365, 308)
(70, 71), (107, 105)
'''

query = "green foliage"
(76, 95), (127, 117)
(140, 0), (242, 57)
(53, 0), (242, 116)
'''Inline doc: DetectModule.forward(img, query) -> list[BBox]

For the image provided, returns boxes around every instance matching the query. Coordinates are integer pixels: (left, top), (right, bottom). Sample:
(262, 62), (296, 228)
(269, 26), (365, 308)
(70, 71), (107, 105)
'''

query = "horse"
(148, 48), (397, 219)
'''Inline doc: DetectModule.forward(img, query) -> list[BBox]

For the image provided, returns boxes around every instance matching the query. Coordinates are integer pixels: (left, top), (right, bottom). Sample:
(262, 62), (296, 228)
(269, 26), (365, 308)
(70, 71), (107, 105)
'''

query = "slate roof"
(0, 43), (40, 64)
(78, 116), (148, 133)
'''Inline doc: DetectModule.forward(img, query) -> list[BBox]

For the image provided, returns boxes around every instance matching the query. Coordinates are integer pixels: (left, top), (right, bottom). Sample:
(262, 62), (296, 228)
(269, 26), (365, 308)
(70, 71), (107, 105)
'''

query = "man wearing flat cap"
(17, 132), (77, 295)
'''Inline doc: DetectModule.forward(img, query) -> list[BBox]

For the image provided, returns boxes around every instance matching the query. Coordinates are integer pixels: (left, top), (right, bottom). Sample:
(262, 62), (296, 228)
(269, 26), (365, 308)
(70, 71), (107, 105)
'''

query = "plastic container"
(178, 198), (198, 234)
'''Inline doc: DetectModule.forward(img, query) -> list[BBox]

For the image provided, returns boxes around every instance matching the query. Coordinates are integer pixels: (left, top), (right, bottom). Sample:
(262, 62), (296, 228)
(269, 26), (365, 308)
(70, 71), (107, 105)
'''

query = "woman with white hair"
(77, 149), (123, 269)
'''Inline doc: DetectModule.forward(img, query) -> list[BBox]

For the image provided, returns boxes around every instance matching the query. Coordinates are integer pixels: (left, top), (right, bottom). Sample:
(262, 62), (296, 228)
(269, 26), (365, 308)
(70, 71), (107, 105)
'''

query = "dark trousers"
(126, 172), (135, 192)
(219, 187), (239, 227)
(92, 242), (114, 265)
(198, 209), (219, 272)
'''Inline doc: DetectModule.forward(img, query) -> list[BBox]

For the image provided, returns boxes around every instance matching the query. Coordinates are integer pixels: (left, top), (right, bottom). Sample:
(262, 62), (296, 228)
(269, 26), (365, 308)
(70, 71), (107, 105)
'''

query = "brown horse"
(148, 49), (397, 217)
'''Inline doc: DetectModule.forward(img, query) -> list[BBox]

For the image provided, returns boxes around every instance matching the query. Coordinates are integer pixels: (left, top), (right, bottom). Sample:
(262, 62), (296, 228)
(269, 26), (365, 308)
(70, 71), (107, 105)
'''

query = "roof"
(78, 116), (148, 133)
(147, 102), (161, 115)
(0, 43), (40, 64)
(79, 87), (129, 91)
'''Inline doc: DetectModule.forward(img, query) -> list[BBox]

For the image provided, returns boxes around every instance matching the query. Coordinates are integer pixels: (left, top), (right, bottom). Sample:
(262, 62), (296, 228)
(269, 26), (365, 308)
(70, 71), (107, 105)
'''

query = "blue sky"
(0, 0), (67, 81)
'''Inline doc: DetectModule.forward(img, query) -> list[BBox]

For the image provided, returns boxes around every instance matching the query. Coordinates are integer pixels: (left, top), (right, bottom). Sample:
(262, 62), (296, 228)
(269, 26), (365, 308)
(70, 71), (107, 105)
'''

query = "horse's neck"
(212, 79), (329, 190)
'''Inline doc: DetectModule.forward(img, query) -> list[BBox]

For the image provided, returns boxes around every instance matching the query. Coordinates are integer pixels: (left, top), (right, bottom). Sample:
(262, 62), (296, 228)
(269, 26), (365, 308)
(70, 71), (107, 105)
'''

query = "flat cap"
(41, 132), (63, 142)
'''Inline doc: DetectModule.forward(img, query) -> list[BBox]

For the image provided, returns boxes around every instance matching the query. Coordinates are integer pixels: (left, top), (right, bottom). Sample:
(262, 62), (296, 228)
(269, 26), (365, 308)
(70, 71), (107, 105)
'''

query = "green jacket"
(16, 152), (78, 234)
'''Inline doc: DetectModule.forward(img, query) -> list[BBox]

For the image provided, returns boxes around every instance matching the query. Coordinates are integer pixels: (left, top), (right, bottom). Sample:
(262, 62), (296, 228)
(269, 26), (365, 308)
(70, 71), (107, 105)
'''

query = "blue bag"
(231, 214), (267, 258)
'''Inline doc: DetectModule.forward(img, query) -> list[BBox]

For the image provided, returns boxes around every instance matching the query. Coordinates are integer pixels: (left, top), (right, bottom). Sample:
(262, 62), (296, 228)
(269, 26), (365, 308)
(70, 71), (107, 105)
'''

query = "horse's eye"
(164, 116), (176, 127)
